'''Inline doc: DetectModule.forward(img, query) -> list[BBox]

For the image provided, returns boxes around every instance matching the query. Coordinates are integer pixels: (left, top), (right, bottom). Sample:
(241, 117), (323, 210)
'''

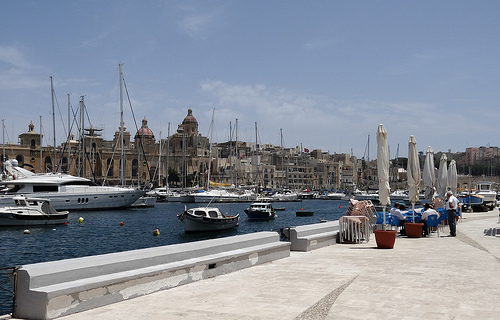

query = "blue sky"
(1, 1), (499, 159)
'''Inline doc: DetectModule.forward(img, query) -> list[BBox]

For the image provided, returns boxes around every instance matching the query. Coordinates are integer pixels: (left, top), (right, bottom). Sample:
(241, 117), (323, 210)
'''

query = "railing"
(0, 266), (18, 316)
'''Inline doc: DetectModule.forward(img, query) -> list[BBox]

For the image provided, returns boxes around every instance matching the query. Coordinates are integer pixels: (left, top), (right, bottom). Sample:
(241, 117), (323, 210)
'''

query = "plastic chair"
(424, 215), (440, 237)
(376, 212), (391, 225)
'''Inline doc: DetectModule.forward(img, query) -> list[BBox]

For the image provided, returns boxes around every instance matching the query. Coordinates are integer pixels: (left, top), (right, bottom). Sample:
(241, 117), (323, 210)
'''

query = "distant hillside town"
(2, 108), (499, 191)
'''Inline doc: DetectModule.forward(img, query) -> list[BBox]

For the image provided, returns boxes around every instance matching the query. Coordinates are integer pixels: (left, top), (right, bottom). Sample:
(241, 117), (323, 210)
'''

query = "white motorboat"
(326, 191), (347, 200)
(131, 195), (157, 208)
(244, 202), (277, 220)
(475, 182), (497, 210)
(0, 160), (145, 211)
(180, 188), (256, 203)
(0, 196), (69, 226)
(177, 206), (239, 232)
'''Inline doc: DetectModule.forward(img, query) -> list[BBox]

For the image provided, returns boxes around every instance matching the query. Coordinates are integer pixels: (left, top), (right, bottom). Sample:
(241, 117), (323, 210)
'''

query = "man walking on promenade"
(446, 191), (459, 237)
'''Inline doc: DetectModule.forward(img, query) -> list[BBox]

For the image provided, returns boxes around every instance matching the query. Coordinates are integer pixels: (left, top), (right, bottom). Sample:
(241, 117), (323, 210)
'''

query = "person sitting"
(420, 203), (441, 236)
(390, 202), (407, 235)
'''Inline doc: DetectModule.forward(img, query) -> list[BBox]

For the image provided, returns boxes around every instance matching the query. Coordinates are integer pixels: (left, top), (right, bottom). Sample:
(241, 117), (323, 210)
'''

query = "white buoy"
(24, 229), (30, 234)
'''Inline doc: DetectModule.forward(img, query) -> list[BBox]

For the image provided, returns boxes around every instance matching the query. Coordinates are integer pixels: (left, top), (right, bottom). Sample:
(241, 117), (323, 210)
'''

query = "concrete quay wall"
(14, 231), (291, 319)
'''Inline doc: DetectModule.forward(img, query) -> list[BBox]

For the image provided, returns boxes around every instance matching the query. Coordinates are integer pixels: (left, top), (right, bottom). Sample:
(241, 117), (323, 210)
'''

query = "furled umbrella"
(377, 124), (390, 226)
(436, 154), (448, 199)
(407, 135), (421, 222)
(448, 159), (458, 195)
(422, 146), (435, 201)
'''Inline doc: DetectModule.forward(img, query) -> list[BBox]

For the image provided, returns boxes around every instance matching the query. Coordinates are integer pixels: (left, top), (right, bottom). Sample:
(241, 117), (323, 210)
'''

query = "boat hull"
(459, 194), (483, 205)
(0, 187), (145, 211)
(180, 214), (239, 232)
(0, 210), (68, 226)
(131, 196), (157, 208)
(245, 210), (276, 220)
(296, 211), (314, 217)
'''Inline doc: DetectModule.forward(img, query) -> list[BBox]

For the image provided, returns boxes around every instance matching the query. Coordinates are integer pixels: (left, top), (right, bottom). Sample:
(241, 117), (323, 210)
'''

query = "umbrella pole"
(412, 202), (415, 223)
(382, 206), (386, 230)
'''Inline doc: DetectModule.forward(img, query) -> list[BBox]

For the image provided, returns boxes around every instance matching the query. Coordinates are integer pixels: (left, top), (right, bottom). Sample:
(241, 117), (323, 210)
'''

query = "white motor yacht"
(0, 160), (145, 210)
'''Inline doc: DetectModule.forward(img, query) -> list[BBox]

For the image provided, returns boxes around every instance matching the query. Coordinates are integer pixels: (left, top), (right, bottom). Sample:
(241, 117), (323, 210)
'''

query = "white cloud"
(172, 3), (227, 39)
(0, 45), (32, 69)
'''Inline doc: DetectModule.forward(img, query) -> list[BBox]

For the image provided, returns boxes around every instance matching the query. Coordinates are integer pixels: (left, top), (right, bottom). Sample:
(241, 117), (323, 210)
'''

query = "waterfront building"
(2, 108), (367, 192)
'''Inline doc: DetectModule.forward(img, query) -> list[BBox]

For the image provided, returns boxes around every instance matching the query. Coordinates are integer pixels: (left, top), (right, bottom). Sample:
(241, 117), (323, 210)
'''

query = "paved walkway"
(49, 210), (500, 319)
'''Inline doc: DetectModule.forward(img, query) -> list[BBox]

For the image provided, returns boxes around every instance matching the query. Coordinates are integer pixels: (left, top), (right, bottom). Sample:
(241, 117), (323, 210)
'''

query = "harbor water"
(0, 199), (349, 315)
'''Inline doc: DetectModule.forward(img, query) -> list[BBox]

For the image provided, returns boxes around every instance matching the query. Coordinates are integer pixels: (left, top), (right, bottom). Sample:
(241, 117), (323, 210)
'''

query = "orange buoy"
(339, 205), (342, 208)
(153, 229), (160, 236)
(120, 221), (124, 226)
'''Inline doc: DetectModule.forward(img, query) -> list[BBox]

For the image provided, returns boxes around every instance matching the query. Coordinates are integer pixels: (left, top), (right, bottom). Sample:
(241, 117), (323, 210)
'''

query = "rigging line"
(123, 77), (152, 185)
(55, 111), (79, 173)
(52, 87), (68, 140)
(3, 122), (17, 158)
(102, 135), (120, 186)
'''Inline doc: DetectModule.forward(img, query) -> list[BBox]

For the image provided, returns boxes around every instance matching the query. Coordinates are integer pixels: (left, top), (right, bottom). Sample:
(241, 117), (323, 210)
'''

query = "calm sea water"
(0, 199), (349, 314)
(1, 199), (350, 268)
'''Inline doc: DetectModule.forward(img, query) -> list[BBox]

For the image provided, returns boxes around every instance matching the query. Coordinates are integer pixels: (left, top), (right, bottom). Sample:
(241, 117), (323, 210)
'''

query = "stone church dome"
(135, 117), (154, 139)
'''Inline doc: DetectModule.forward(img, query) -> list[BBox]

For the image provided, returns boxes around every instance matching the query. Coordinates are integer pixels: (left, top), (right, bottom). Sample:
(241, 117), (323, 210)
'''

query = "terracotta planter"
(405, 222), (424, 238)
(374, 229), (397, 249)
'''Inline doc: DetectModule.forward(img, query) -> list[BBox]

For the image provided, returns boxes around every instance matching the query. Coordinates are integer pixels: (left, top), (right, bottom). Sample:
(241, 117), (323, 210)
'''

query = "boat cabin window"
(193, 210), (206, 216)
(208, 210), (218, 218)
(27, 200), (39, 206)
(15, 199), (27, 206)
(33, 185), (59, 192)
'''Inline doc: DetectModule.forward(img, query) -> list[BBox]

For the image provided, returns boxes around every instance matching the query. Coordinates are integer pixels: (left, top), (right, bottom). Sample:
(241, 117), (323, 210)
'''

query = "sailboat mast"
(235, 118), (238, 187)
(280, 128), (284, 188)
(229, 121), (232, 186)
(255, 122), (259, 186)
(40, 116), (43, 172)
(2, 119), (5, 176)
(67, 94), (71, 173)
(119, 64), (125, 185)
(79, 96), (85, 177)
(206, 109), (215, 190)
(158, 130), (162, 187)
(51, 76), (56, 172)
(166, 122), (170, 188)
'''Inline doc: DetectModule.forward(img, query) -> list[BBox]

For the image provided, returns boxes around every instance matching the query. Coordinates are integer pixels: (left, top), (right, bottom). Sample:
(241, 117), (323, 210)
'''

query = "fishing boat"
(244, 202), (277, 220)
(475, 182), (497, 211)
(459, 193), (484, 211)
(0, 196), (69, 226)
(177, 206), (239, 232)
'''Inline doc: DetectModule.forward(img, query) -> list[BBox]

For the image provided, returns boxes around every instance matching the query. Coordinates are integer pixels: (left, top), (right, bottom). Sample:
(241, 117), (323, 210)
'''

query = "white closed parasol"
(436, 154), (448, 199)
(377, 124), (390, 226)
(407, 135), (420, 222)
(448, 159), (457, 195)
(423, 146), (435, 201)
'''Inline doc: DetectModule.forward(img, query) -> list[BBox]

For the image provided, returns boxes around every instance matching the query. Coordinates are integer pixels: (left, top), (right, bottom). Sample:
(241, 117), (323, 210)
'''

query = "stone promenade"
(46, 210), (500, 319)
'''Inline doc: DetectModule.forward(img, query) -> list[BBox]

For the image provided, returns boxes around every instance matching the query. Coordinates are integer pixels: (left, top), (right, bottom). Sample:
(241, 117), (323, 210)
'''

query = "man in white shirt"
(445, 191), (460, 237)
(390, 202), (407, 235)
(421, 203), (440, 236)
(421, 203), (441, 220)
